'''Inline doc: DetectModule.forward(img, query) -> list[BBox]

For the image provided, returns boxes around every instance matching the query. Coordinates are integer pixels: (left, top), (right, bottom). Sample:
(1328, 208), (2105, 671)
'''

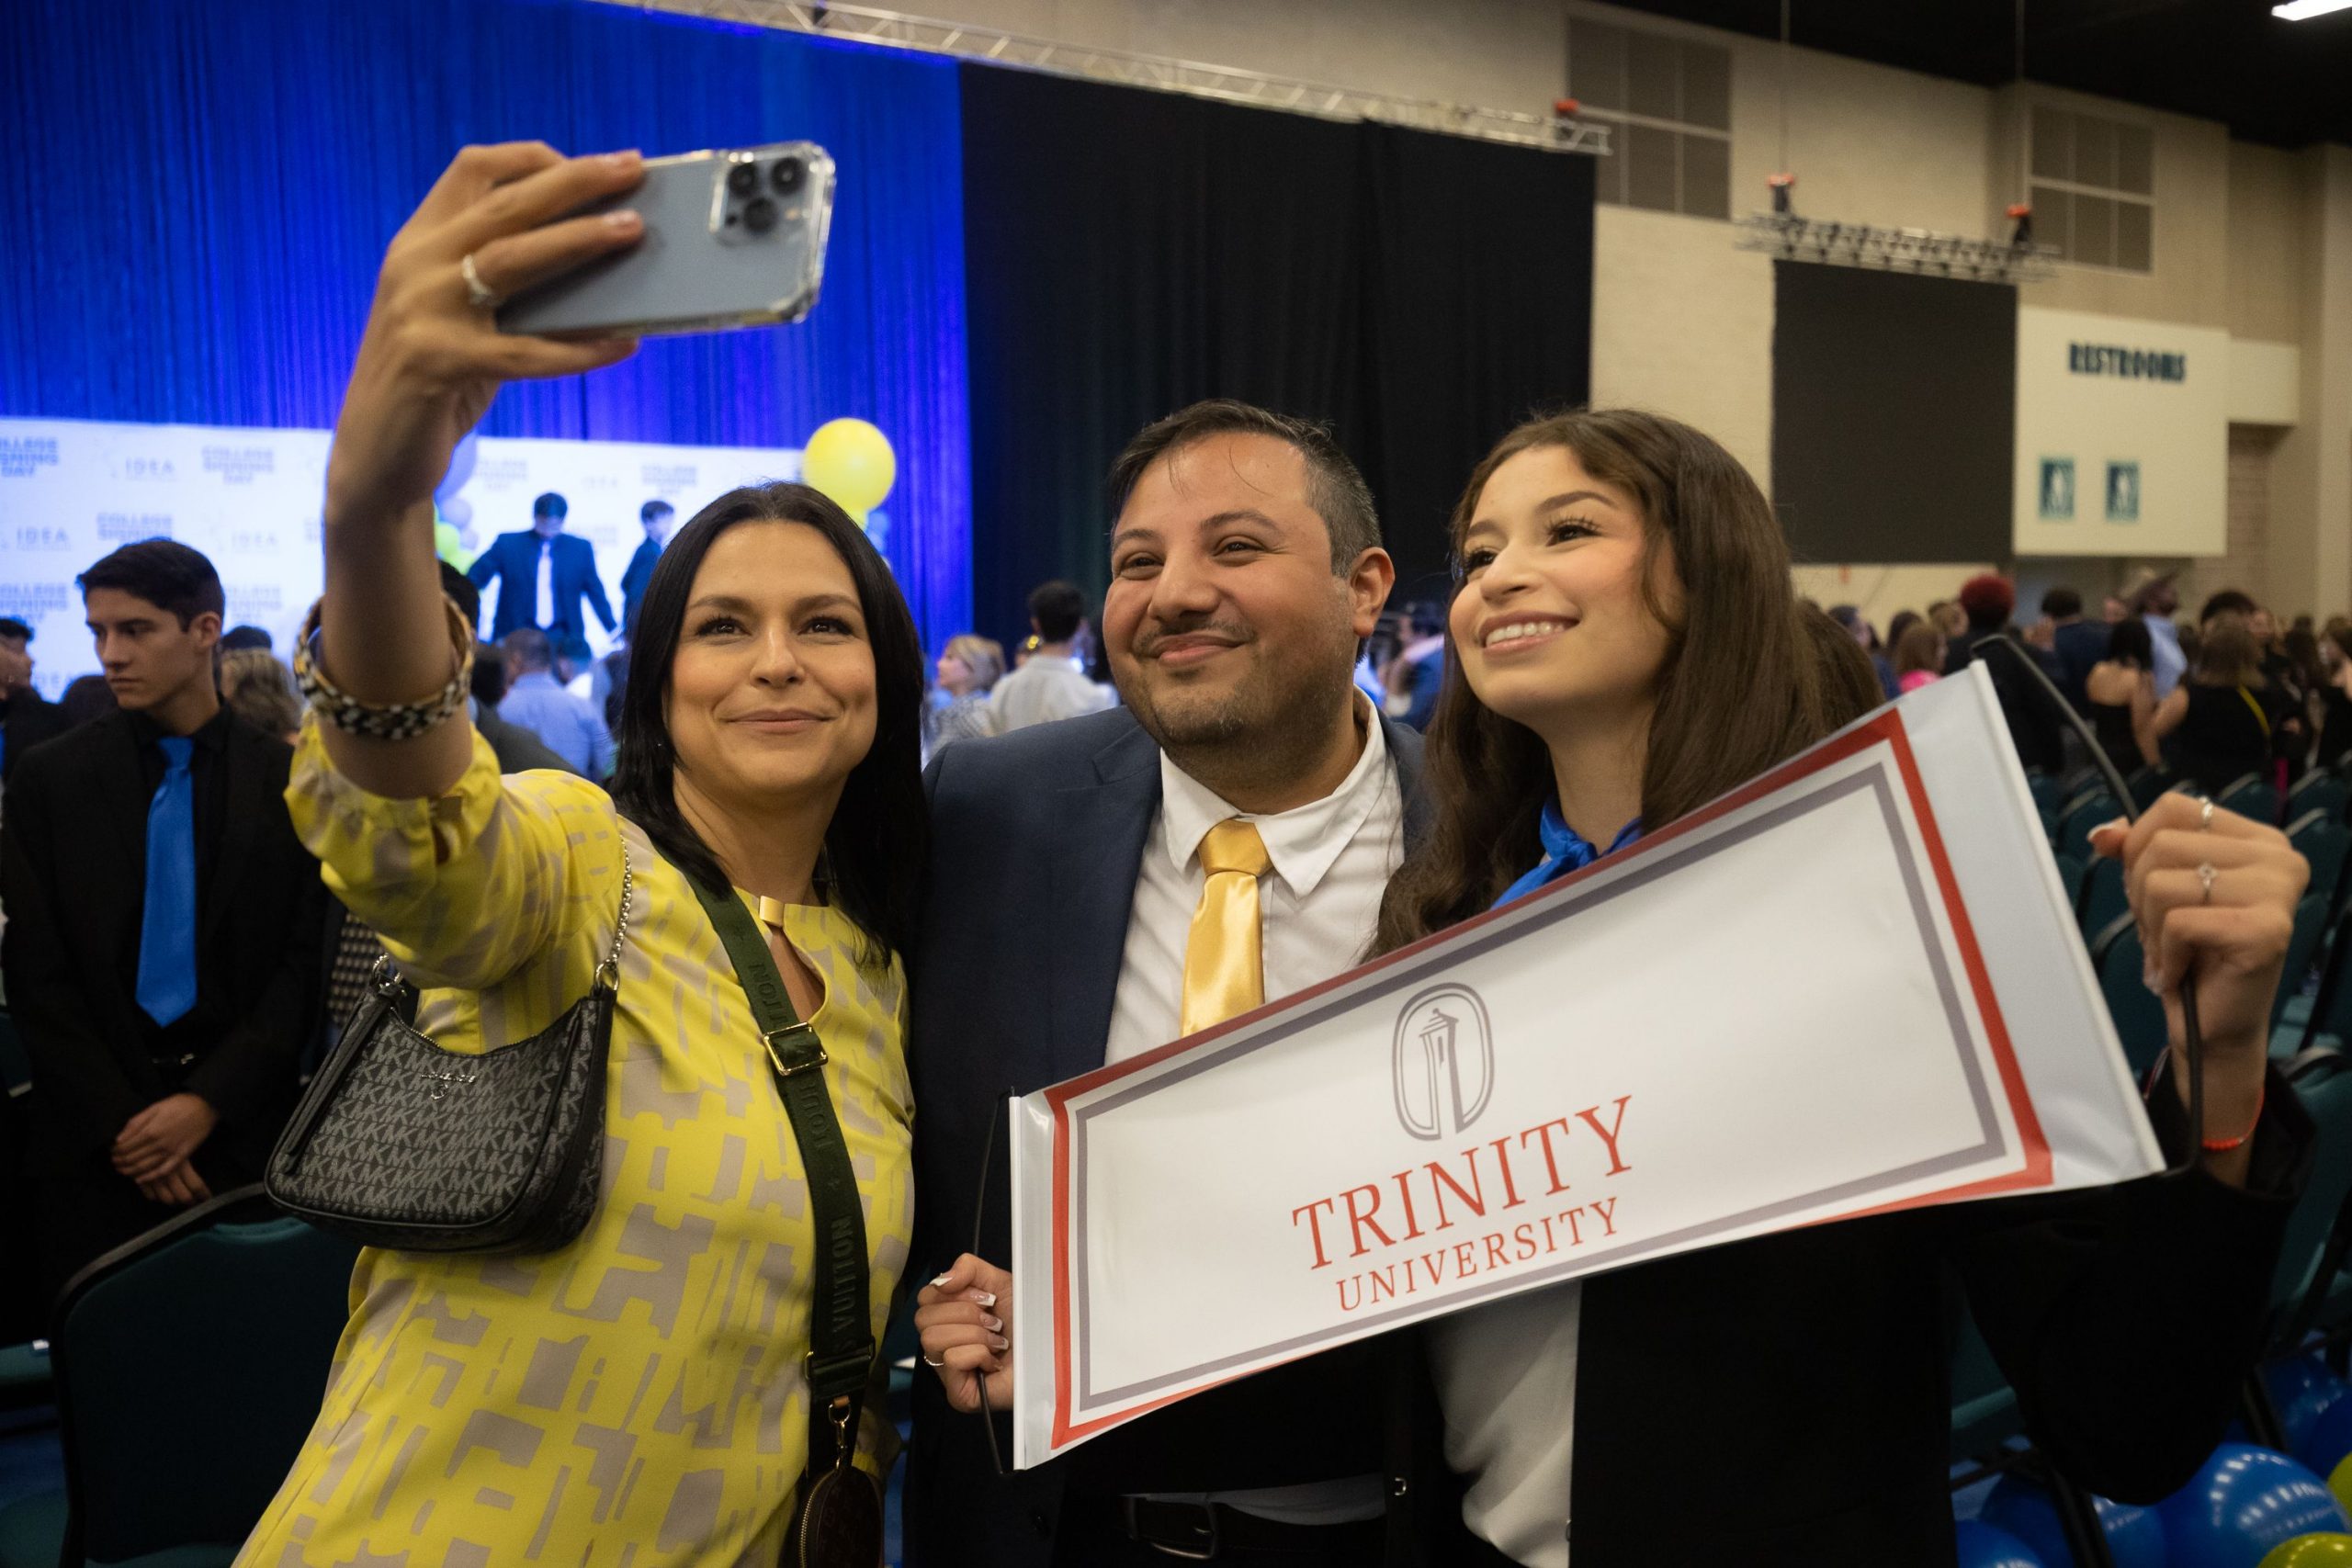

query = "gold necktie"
(1181, 818), (1272, 1035)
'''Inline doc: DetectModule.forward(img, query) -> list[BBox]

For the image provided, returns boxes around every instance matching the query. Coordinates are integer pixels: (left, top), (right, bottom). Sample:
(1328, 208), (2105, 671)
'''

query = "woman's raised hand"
(914, 1253), (1015, 1416)
(324, 142), (645, 532)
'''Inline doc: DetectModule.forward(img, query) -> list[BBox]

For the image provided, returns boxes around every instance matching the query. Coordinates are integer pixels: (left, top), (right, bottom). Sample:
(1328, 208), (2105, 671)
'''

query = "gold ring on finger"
(2199, 861), (2217, 904)
(2200, 797), (2215, 831)
(460, 252), (503, 311)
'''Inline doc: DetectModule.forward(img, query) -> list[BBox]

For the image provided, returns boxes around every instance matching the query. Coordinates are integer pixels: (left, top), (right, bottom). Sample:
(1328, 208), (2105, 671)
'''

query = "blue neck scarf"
(1492, 797), (1643, 908)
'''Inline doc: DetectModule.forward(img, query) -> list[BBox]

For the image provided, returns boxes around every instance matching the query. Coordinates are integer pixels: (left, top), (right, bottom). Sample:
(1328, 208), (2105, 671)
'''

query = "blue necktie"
(135, 735), (198, 1026)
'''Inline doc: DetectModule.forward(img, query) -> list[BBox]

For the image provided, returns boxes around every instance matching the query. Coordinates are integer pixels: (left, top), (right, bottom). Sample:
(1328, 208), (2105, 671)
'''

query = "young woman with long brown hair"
(1376, 409), (2310, 1565)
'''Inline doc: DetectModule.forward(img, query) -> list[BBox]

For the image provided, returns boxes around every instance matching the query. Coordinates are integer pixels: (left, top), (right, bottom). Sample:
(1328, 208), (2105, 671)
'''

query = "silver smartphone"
(497, 141), (835, 340)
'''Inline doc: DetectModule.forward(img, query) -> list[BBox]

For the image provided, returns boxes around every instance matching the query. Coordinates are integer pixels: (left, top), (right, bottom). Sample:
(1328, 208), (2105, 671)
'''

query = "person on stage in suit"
(906, 400), (1458, 1567)
(465, 491), (617, 641)
(1371, 408), (2309, 1565)
(620, 497), (673, 636)
(0, 541), (323, 1305)
(0, 616), (68, 786)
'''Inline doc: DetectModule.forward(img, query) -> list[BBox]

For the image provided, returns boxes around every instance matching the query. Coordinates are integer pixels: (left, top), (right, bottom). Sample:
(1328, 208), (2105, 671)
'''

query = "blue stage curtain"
(0, 0), (971, 645)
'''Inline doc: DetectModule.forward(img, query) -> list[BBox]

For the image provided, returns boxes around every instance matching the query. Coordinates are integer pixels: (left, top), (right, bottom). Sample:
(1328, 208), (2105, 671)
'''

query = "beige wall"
(917, 0), (2345, 614)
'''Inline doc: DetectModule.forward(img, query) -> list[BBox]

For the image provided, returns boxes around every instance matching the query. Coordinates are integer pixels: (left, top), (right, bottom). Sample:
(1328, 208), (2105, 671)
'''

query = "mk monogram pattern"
(241, 728), (912, 1566)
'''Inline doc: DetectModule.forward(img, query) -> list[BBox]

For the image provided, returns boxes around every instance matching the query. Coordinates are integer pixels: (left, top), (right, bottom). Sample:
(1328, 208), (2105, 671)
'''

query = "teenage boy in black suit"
(0, 540), (322, 1303)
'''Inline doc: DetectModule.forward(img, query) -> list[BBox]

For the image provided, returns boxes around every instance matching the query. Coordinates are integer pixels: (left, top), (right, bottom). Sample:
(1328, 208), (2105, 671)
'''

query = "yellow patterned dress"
(239, 721), (913, 1567)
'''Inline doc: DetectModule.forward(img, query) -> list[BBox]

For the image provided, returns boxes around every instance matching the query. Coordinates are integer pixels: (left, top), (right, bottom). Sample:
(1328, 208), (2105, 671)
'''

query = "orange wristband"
(2200, 1086), (2265, 1154)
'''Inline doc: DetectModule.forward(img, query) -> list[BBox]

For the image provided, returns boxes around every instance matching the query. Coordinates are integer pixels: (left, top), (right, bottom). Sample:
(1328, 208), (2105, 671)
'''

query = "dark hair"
(1374, 408), (1876, 953)
(62, 673), (117, 726)
(2104, 616), (2154, 669)
(2195, 620), (2262, 687)
(2041, 586), (2083, 619)
(1105, 399), (1382, 571)
(0, 617), (32, 643)
(219, 625), (273, 652)
(641, 499), (675, 524)
(1957, 574), (2015, 627)
(1885, 609), (1922, 649)
(533, 492), (568, 520)
(1027, 580), (1087, 644)
(2199, 589), (2257, 626)
(502, 627), (552, 674)
(469, 641), (507, 706)
(76, 539), (224, 627)
(439, 561), (481, 630)
(608, 481), (926, 967)
(1894, 622), (1944, 678)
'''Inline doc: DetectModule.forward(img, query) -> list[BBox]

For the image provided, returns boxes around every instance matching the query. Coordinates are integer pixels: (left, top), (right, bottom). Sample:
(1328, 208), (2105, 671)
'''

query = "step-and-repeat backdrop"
(0, 416), (808, 699)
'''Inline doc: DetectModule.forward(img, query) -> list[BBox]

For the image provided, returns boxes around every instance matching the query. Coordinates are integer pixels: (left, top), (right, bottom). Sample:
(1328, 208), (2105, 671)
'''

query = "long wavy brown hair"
(1373, 409), (1879, 954)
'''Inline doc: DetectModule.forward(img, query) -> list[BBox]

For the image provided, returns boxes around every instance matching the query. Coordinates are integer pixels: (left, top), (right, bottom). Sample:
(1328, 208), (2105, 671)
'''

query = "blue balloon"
(2159, 1443), (2350, 1568)
(1957, 1517), (2051, 1568)
(1981, 1475), (2168, 1568)
(2098, 1495), (2166, 1568)
(2304, 1395), (2352, 1478)
(2271, 1356), (2352, 1455)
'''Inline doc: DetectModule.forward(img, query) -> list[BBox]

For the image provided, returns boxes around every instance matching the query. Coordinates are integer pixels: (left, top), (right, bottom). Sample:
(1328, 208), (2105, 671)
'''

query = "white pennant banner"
(1008, 667), (2162, 1466)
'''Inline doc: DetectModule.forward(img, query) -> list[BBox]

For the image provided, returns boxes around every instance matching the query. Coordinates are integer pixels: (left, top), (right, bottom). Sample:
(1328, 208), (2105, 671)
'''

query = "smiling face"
(1450, 445), (1679, 743)
(1102, 432), (1385, 753)
(663, 521), (877, 818)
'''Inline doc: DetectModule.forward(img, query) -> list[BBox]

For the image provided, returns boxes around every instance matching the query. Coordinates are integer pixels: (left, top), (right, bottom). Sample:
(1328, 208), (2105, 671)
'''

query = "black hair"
(438, 561), (482, 631)
(2041, 586), (2083, 619)
(219, 625), (273, 652)
(76, 539), (224, 627)
(0, 617), (32, 642)
(2105, 616), (2154, 669)
(533, 492), (568, 520)
(1104, 399), (1383, 571)
(1027, 580), (1088, 644)
(502, 627), (552, 674)
(608, 482), (926, 968)
(2199, 589), (2257, 626)
(62, 673), (118, 726)
(641, 499), (675, 524)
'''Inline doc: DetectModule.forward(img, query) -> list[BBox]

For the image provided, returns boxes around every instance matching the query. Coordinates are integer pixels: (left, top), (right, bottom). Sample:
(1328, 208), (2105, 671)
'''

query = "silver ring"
(922, 1353), (945, 1369)
(2199, 861), (2217, 904)
(2200, 797), (2215, 830)
(459, 252), (502, 310)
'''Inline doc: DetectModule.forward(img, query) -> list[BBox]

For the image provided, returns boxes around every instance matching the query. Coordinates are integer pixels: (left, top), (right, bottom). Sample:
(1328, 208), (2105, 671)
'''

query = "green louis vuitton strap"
(684, 876), (877, 1502)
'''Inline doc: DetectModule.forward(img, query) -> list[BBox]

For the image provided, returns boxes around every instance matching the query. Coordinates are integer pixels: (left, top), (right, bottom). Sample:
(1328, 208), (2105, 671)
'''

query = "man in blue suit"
(465, 491), (616, 642)
(906, 401), (1461, 1567)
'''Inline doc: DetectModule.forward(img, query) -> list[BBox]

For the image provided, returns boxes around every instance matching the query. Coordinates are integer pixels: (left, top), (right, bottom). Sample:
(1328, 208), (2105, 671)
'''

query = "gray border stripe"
(1070, 755), (2008, 1411)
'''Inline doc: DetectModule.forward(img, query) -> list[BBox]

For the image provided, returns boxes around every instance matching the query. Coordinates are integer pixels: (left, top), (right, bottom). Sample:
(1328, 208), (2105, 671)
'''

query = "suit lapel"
(1043, 717), (1162, 1086)
(203, 723), (264, 944)
(92, 712), (151, 876)
(1382, 716), (1433, 852)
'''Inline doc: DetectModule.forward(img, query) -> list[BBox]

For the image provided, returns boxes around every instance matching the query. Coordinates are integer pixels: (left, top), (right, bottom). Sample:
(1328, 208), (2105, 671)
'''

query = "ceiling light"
(2274, 0), (2352, 18)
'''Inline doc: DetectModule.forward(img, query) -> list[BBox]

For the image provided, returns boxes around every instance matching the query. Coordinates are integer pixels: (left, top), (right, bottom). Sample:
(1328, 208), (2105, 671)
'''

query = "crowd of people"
(0, 141), (2329, 1566)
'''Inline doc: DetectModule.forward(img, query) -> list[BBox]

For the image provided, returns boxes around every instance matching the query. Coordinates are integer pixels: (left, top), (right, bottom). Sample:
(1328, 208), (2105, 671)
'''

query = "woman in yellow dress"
(240, 142), (922, 1565)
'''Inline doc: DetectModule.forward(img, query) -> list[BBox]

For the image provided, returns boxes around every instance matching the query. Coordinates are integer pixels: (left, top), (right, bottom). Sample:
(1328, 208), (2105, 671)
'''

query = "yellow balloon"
(801, 418), (896, 517)
(2334, 1451), (2352, 1518)
(2262, 1533), (2352, 1568)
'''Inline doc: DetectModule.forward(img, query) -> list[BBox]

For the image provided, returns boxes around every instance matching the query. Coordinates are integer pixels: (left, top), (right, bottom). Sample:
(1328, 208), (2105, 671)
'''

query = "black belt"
(1116, 1497), (1378, 1560)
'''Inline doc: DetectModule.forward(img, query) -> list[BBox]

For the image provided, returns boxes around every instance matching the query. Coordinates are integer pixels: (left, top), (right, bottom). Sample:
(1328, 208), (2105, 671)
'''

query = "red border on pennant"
(1042, 707), (2053, 1450)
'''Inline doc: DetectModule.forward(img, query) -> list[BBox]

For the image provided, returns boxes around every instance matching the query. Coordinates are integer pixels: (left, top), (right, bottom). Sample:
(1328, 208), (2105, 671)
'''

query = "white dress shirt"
(1430, 1284), (1581, 1564)
(1103, 701), (1404, 1528)
(988, 653), (1113, 735)
(534, 536), (556, 630)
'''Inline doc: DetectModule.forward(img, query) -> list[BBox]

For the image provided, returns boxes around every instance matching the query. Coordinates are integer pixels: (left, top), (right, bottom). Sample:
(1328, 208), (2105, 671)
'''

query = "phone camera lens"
(743, 197), (778, 234)
(726, 162), (759, 197)
(771, 157), (805, 195)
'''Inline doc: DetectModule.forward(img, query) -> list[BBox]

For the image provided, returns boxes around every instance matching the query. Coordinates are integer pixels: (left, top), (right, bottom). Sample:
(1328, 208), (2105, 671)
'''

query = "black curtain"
(959, 66), (1594, 642)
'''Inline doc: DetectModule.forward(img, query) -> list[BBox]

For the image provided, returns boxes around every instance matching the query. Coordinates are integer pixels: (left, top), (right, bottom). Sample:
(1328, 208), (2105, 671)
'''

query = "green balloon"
(2261, 1533), (2352, 1568)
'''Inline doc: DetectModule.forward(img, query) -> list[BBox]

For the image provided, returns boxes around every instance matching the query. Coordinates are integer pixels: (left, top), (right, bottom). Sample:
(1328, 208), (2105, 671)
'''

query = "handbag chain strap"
(371, 842), (634, 997)
(684, 875), (876, 1490)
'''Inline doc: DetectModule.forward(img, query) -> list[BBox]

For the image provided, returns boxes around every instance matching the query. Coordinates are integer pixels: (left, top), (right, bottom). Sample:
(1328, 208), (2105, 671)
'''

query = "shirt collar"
(128, 700), (234, 755)
(511, 671), (558, 690)
(1158, 695), (1390, 900)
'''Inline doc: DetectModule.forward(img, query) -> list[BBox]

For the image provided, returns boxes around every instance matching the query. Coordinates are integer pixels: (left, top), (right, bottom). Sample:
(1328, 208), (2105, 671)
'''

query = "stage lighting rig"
(1736, 179), (2053, 283)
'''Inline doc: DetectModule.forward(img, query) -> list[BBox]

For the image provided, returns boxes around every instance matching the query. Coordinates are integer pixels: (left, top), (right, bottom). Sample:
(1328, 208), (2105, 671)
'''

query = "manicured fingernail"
(931, 1272), (955, 1288)
(604, 150), (640, 168)
(604, 209), (640, 230)
(969, 1291), (997, 1308)
(989, 1336), (1009, 1350)
(985, 1315), (1002, 1333)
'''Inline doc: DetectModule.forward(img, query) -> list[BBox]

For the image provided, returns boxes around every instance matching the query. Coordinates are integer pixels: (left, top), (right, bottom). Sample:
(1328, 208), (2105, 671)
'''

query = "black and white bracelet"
(292, 594), (476, 741)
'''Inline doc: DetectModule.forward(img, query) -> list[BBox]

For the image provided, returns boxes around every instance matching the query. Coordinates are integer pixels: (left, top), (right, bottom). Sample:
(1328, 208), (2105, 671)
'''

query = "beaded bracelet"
(292, 593), (476, 741)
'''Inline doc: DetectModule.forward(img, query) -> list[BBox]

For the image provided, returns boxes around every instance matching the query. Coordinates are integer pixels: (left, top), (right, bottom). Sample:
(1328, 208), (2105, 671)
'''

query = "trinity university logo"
(1392, 984), (1494, 1141)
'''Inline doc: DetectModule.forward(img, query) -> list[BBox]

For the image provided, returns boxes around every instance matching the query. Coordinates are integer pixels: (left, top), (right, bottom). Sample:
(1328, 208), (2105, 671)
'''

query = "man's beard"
(1122, 629), (1358, 775)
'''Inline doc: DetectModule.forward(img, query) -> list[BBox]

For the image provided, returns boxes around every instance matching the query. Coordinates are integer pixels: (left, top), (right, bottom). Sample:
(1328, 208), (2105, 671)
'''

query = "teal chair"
(2219, 772), (2281, 828)
(2295, 906), (2352, 1055)
(2277, 894), (2334, 1032)
(0, 1190), (358, 1568)
(2292, 810), (2352, 918)
(2091, 914), (2170, 1080)
(2292, 770), (2351, 827)
(2125, 765), (2175, 812)
(2077, 856), (2129, 942)
(2059, 791), (2123, 865)
(2028, 773), (2066, 842)
(2268, 1050), (2352, 1352)
(1949, 1293), (2020, 1463)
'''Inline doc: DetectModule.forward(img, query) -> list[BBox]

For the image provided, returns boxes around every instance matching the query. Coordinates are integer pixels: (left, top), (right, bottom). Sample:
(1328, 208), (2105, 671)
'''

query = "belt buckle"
(1122, 1497), (1220, 1561)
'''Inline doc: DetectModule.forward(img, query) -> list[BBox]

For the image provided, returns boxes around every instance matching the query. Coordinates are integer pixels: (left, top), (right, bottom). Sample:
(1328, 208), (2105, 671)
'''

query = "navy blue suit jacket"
(905, 705), (1439, 1567)
(466, 530), (616, 640)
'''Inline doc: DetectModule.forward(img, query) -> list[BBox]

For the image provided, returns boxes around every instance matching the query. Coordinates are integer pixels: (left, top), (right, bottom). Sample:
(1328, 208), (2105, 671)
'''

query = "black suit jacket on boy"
(0, 709), (323, 1174)
(904, 705), (1442, 1568)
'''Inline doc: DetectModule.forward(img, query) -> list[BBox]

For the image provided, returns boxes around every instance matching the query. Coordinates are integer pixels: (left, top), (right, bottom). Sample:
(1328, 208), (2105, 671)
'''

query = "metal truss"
(1736, 213), (2055, 284)
(597, 0), (1611, 155)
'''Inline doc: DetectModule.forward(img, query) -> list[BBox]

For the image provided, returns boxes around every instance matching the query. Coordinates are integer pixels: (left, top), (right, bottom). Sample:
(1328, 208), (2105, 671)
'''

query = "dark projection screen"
(1770, 262), (2016, 564)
